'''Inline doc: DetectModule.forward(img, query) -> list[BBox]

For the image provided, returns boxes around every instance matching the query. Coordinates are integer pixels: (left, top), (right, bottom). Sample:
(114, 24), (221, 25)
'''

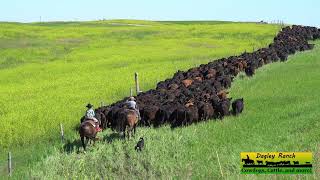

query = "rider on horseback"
(126, 97), (141, 121)
(85, 103), (102, 132)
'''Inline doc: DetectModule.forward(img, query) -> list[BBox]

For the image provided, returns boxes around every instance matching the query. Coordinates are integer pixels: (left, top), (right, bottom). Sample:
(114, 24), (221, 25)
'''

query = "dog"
(135, 137), (144, 151)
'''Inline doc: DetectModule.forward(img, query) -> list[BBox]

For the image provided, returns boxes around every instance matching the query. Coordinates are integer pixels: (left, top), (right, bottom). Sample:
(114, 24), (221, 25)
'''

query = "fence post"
(100, 101), (104, 107)
(8, 152), (12, 177)
(215, 151), (223, 178)
(60, 123), (64, 143)
(134, 72), (141, 94)
(130, 88), (133, 97)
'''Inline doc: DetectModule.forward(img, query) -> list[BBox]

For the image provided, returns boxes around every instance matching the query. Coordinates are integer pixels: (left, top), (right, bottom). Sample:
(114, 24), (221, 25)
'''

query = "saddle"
(83, 118), (96, 127)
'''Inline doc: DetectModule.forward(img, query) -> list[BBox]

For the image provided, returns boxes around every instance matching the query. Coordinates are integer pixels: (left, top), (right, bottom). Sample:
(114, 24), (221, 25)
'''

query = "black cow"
(232, 98), (244, 116)
(216, 98), (232, 119)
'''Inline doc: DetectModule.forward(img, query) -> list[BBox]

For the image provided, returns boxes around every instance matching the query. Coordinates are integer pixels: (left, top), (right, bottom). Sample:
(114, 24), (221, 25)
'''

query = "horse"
(242, 155), (254, 165)
(79, 118), (101, 152)
(117, 108), (139, 140)
(242, 158), (254, 165)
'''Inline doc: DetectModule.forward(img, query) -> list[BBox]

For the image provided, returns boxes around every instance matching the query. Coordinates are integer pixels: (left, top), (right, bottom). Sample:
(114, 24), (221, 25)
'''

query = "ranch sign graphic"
(240, 152), (312, 174)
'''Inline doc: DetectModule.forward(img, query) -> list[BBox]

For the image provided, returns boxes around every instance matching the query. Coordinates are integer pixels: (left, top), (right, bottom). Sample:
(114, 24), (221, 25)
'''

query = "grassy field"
(28, 40), (320, 179)
(3, 19), (317, 178)
(0, 20), (280, 148)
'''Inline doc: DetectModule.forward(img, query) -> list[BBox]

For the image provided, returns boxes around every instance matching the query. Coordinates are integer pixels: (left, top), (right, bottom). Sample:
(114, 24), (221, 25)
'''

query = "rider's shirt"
(85, 108), (95, 119)
(127, 100), (137, 109)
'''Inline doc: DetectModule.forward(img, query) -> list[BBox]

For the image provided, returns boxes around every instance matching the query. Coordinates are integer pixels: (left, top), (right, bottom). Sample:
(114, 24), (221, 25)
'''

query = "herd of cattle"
(92, 25), (320, 131)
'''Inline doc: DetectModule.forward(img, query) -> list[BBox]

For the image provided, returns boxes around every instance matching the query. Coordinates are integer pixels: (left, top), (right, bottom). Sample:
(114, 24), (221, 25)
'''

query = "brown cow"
(168, 83), (179, 91)
(141, 105), (159, 126)
(182, 79), (193, 87)
(235, 61), (244, 71)
(194, 76), (203, 82)
(217, 90), (229, 99)
(198, 102), (215, 120)
(204, 68), (217, 79)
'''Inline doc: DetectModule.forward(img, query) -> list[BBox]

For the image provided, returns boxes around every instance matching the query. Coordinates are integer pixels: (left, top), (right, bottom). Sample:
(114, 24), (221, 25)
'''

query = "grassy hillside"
(27, 40), (320, 179)
(0, 20), (280, 148)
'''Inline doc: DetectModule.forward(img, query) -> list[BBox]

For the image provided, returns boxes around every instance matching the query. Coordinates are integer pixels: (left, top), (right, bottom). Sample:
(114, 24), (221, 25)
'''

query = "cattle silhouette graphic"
(280, 161), (290, 165)
(266, 161), (277, 166)
(257, 160), (263, 165)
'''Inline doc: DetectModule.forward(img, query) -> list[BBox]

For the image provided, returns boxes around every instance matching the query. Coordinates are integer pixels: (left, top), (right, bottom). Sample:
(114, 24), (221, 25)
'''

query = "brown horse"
(79, 119), (99, 151)
(117, 109), (139, 140)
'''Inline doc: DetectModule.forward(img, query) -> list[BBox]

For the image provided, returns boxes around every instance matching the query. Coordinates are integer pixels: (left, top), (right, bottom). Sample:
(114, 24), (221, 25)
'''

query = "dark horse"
(117, 108), (139, 140)
(79, 118), (100, 151)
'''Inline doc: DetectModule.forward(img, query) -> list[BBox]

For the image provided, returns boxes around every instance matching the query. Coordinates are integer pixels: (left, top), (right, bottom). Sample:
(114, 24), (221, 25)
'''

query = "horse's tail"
(127, 110), (138, 127)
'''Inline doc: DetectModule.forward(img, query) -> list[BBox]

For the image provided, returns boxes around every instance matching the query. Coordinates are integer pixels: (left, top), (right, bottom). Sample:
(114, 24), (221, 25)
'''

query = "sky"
(0, 0), (319, 27)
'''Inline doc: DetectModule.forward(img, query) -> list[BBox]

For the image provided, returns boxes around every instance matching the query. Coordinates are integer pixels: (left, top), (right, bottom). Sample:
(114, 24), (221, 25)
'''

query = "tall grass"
(29, 40), (320, 179)
(0, 20), (287, 178)
(0, 20), (280, 148)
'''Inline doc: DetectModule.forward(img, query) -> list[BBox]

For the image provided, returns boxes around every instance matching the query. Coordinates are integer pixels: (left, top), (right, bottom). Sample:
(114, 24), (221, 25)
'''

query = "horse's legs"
(123, 126), (126, 139)
(127, 126), (131, 140)
(127, 127), (130, 140)
(133, 124), (136, 136)
(81, 136), (86, 151)
(130, 128), (132, 139)
(86, 138), (90, 145)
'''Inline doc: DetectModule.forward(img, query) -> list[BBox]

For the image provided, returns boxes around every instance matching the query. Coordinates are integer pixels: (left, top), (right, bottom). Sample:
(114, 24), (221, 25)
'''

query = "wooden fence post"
(134, 72), (141, 94)
(215, 151), (223, 178)
(130, 88), (133, 97)
(60, 124), (64, 143)
(8, 152), (12, 177)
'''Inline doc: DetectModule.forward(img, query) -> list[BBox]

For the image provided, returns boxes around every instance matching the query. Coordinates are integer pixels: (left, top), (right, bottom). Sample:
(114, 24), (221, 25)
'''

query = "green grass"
(5, 19), (318, 178)
(0, 20), (280, 148)
(27, 40), (320, 179)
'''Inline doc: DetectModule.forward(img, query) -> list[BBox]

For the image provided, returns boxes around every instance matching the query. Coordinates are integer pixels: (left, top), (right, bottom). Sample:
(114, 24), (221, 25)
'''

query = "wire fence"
(256, 20), (286, 28)
(0, 120), (71, 177)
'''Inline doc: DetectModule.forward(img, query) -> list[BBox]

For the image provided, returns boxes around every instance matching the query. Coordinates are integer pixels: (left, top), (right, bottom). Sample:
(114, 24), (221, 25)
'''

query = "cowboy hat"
(86, 103), (93, 108)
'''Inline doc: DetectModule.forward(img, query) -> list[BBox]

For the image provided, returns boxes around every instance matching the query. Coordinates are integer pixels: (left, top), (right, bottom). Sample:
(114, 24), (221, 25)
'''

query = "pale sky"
(0, 0), (319, 27)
